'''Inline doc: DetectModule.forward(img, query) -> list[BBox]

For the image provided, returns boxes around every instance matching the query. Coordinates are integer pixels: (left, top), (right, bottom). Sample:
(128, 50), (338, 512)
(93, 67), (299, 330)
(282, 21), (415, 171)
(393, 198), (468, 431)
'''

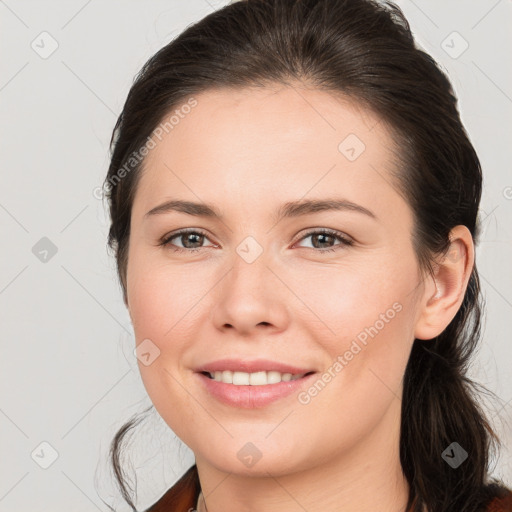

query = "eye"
(159, 228), (215, 254)
(294, 228), (354, 253)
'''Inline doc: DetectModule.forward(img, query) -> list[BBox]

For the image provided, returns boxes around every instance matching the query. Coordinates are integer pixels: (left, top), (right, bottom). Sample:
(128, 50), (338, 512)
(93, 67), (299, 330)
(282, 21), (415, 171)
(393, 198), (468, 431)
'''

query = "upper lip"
(196, 358), (316, 375)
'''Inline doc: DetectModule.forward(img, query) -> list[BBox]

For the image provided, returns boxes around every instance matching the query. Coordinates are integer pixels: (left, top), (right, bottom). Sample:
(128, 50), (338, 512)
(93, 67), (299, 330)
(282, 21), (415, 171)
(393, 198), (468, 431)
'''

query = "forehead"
(154, 84), (392, 159)
(133, 84), (402, 220)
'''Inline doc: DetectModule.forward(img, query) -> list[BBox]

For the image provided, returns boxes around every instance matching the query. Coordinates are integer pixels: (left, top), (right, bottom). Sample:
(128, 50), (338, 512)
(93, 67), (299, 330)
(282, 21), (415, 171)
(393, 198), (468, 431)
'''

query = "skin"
(125, 83), (474, 512)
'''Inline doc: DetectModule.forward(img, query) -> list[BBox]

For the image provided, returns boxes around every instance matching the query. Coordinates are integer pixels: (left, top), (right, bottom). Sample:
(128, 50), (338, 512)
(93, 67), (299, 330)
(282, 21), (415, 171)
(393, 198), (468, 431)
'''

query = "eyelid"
(292, 227), (354, 246)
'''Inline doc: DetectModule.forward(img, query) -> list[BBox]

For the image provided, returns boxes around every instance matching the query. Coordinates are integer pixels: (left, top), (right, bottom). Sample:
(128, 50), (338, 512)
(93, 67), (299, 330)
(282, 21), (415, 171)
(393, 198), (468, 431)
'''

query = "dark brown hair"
(101, 1), (510, 510)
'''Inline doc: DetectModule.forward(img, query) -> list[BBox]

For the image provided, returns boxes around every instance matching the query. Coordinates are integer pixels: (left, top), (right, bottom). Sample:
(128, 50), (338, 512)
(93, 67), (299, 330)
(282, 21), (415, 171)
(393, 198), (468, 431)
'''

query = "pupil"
(185, 233), (202, 248)
(314, 233), (332, 248)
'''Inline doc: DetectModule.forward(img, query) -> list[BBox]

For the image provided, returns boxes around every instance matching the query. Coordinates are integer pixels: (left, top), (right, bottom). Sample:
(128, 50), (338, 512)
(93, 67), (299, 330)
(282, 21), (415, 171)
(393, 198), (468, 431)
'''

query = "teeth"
(208, 370), (306, 385)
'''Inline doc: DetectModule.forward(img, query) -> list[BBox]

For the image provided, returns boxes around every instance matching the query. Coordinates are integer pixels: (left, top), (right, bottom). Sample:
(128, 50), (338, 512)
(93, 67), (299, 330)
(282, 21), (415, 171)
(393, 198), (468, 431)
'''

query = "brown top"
(144, 464), (512, 512)
(487, 491), (512, 512)
(144, 464), (201, 512)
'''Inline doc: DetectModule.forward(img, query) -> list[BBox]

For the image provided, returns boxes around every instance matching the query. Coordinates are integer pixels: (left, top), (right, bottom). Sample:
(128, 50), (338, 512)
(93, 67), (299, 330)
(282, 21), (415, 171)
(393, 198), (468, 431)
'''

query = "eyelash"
(159, 228), (354, 255)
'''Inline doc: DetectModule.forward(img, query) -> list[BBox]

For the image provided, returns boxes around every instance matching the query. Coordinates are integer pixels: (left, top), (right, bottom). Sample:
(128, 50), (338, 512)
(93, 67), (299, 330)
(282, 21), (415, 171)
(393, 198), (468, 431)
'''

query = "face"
(125, 84), (428, 477)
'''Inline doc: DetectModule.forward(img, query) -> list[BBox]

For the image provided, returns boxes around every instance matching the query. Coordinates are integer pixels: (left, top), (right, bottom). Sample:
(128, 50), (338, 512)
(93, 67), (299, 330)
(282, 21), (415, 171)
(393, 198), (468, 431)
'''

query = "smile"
(203, 370), (313, 385)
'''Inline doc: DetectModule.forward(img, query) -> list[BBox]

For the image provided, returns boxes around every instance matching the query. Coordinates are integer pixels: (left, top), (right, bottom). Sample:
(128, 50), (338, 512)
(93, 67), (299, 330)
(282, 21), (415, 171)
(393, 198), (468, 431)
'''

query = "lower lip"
(196, 372), (317, 408)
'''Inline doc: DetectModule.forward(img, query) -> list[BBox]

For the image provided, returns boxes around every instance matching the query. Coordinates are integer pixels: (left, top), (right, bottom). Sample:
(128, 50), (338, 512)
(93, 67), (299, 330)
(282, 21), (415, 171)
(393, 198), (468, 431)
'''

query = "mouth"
(196, 369), (318, 408)
(200, 370), (316, 386)
(194, 358), (318, 408)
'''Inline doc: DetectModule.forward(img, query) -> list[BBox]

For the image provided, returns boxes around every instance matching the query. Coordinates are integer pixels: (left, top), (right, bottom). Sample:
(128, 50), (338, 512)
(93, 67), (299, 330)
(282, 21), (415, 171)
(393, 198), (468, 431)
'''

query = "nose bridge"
(210, 233), (288, 333)
(228, 234), (272, 294)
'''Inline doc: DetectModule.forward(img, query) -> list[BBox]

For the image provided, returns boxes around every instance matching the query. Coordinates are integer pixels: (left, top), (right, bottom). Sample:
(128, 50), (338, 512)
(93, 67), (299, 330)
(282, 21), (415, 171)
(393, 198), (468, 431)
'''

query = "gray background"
(0, 0), (511, 510)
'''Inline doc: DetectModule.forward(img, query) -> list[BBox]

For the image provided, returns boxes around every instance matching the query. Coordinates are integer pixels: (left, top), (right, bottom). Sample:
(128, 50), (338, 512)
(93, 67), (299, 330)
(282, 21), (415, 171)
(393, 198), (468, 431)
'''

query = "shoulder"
(144, 464), (200, 512)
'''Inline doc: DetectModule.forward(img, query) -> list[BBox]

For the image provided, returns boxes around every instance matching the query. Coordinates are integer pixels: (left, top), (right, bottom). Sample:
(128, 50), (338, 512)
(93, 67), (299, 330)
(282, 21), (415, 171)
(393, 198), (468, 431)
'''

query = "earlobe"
(414, 225), (474, 341)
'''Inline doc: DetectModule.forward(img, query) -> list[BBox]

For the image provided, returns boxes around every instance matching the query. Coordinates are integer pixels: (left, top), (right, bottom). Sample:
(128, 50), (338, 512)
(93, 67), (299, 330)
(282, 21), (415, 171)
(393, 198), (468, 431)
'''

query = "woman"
(102, 0), (511, 511)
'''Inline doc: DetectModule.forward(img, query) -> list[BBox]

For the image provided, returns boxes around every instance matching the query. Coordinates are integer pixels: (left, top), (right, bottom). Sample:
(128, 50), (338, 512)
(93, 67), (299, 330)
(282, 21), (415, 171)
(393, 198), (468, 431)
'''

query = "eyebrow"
(145, 198), (377, 223)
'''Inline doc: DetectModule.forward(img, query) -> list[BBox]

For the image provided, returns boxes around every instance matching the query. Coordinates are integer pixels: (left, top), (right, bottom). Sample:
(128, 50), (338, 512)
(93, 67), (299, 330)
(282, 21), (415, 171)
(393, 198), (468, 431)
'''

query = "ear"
(414, 225), (475, 341)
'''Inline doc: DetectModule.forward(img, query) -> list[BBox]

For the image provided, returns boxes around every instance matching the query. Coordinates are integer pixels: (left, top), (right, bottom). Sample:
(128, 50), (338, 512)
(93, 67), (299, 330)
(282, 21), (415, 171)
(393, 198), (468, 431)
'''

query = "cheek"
(290, 256), (415, 348)
(127, 251), (202, 338)
(126, 255), (198, 393)
(293, 257), (418, 406)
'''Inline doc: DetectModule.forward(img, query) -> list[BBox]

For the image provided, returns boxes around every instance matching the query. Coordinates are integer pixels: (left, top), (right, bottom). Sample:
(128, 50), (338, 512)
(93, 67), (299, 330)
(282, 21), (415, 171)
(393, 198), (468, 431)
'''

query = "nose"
(210, 245), (290, 338)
